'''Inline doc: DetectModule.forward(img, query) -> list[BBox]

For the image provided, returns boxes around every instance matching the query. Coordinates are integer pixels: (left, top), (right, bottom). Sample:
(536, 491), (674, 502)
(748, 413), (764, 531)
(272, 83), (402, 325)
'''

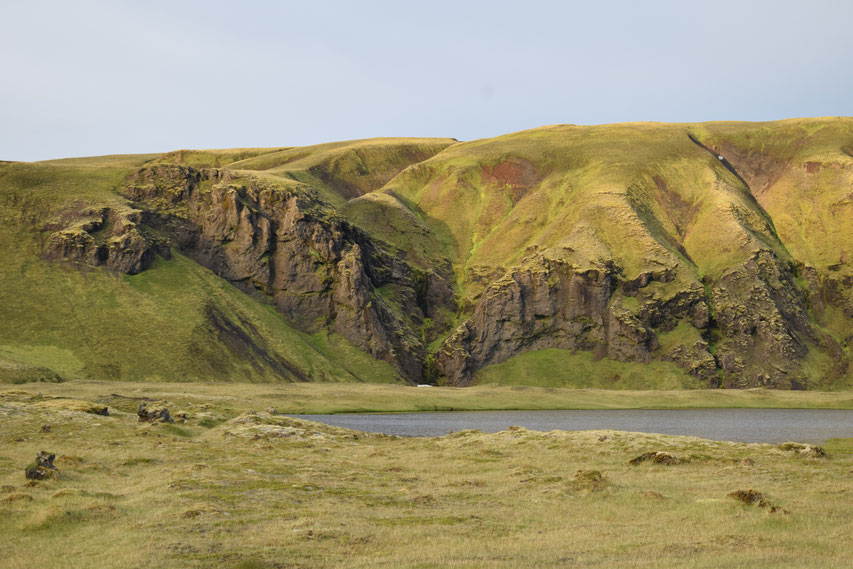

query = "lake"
(291, 408), (853, 443)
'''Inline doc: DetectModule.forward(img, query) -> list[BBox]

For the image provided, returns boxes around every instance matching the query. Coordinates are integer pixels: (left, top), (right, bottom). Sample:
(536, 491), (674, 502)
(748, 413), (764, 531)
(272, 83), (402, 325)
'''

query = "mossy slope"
(0, 156), (400, 383)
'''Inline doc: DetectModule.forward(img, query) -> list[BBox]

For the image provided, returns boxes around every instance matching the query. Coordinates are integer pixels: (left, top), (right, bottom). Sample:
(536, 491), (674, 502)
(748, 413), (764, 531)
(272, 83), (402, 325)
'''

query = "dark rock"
(44, 208), (168, 275)
(434, 253), (717, 385)
(729, 489), (768, 506)
(25, 450), (58, 480)
(710, 251), (818, 388)
(137, 403), (174, 423)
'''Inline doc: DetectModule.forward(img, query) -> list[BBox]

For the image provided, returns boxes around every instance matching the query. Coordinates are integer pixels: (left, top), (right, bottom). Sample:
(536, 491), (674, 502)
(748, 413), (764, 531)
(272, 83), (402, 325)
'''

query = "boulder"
(25, 450), (58, 480)
(137, 403), (173, 423)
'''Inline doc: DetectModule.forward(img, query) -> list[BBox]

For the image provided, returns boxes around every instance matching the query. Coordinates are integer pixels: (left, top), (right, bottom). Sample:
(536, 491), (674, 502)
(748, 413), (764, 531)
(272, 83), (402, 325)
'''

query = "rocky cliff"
(27, 121), (853, 388)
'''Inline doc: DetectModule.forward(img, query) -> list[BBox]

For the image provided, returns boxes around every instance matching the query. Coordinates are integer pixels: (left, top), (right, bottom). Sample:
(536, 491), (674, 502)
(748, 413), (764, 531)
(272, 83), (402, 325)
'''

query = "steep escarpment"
(434, 253), (715, 385)
(3, 120), (850, 388)
(362, 119), (852, 388)
(116, 163), (455, 381)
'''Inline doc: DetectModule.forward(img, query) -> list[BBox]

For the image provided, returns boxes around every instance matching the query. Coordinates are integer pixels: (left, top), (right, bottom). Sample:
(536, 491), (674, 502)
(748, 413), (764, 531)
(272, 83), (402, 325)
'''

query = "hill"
(0, 119), (850, 388)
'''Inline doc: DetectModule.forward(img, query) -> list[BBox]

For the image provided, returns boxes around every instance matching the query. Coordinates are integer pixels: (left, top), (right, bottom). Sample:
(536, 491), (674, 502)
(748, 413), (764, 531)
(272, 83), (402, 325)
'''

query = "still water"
(291, 409), (853, 443)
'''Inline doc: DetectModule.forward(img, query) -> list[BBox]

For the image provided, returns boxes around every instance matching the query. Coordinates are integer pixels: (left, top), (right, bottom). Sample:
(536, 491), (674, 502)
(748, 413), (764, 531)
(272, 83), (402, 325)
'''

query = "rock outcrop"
(44, 207), (168, 274)
(435, 254), (714, 385)
(119, 164), (455, 382)
(137, 403), (173, 423)
(25, 451), (58, 480)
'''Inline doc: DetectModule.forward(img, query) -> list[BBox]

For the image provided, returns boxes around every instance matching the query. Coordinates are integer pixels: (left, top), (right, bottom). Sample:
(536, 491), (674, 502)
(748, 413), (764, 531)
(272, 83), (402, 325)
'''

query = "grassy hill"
(0, 154), (399, 383)
(0, 119), (850, 387)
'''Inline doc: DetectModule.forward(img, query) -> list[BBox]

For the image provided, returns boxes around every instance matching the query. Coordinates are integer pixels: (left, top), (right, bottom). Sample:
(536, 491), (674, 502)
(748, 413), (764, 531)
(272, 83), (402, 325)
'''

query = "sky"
(2, 0), (851, 161)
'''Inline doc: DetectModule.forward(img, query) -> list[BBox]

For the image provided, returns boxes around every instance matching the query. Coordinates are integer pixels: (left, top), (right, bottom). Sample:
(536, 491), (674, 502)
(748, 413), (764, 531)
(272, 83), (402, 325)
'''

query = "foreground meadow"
(1, 383), (852, 568)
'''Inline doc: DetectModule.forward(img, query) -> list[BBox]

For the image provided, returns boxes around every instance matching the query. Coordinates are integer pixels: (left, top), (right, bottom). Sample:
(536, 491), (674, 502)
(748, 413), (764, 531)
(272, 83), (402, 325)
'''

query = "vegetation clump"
(778, 442), (828, 458)
(572, 469), (610, 492)
(629, 451), (682, 465)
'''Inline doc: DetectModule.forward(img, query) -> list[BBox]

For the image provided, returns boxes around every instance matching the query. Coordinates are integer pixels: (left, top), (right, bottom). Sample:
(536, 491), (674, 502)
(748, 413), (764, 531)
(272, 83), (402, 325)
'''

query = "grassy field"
(1, 384), (852, 568)
(5, 380), (853, 415)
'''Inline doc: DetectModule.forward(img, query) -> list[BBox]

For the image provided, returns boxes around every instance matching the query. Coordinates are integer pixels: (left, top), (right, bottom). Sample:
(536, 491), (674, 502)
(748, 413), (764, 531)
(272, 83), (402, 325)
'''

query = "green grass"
(473, 348), (703, 389)
(8, 382), (853, 414)
(1, 385), (852, 568)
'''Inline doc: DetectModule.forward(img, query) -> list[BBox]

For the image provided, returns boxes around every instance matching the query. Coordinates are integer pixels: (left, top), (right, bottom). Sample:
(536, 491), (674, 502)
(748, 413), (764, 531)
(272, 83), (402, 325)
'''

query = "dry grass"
(1, 384), (852, 568)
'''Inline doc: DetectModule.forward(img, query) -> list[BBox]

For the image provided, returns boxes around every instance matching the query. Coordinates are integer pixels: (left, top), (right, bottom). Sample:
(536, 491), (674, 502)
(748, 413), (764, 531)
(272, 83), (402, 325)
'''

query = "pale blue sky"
(2, 0), (851, 161)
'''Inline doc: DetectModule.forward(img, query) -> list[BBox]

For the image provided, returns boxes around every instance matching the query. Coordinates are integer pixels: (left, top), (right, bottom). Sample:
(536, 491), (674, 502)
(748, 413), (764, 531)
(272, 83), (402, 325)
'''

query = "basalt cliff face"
(117, 163), (455, 382)
(5, 119), (852, 388)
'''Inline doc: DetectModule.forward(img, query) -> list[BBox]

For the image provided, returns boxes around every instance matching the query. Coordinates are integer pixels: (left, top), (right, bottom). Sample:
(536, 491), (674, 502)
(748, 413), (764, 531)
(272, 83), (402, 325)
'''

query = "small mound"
(183, 504), (223, 518)
(2, 492), (33, 502)
(778, 442), (827, 458)
(629, 451), (681, 465)
(34, 399), (109, 416)
(572, 470), (610, 493)
(215, 412), (364, 442)
(25, 451), (58, 481)
(728, 489), (788, 514)
(51, 488), (83, 499)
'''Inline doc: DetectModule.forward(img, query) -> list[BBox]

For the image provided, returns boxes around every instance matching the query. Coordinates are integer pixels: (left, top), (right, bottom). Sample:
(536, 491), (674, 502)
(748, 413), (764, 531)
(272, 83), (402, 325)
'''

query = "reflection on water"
(291, 409), (853, 443)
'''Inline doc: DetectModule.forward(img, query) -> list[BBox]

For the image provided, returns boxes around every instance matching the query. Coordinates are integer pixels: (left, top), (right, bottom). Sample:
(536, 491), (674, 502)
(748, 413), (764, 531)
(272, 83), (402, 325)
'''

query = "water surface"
(292, 409), (853, 443)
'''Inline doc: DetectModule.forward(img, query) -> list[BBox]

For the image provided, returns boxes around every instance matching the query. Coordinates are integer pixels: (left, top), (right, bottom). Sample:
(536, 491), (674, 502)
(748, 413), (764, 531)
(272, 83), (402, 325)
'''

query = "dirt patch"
(728, 489), (789, 514)
(710, 138), (797, 195)
(480, 158), (542, 205)
(804, 161), (822, 173)
(183, 504), (223, 518)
